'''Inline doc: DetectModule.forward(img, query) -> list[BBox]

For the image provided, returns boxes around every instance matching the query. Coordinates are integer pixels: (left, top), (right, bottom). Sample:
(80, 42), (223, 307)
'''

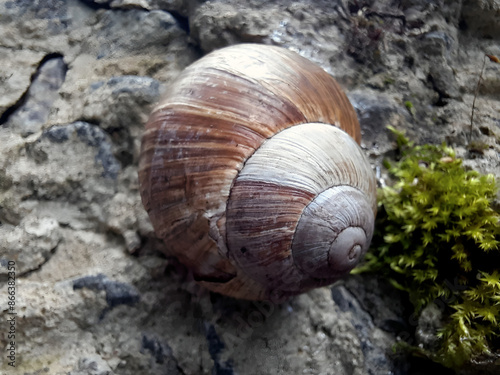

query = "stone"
(331, 284), (397, 375)
(205, 324), (235, 375)
(190, 2), (254, 52)
(428, 62), (461, 102)
(0, 48), (46, 118)
(0, 122), (120, 228)
(70, 356), (113, 375)
(89, 9), (186, 58)
(73, 274), (140, 310)
(6, 56), (67, 136)
(461, 0), (500, 39)
(140, 334), (183, 375)
(415, 303), (444, 352)
(206, 288), (372, 375)
(79, 0), (189, 15)
(102, 192), (146, 252)
(41, 121), (121, 180)
(82, 76), (161, 164)
(0, 216), (61, 277)
(348, 89), (412, 152)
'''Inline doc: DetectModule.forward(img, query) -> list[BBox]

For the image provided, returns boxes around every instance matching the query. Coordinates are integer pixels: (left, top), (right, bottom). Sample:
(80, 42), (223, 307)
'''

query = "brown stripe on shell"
(162, 44), (362, 143)
(226, 180), (315, 293)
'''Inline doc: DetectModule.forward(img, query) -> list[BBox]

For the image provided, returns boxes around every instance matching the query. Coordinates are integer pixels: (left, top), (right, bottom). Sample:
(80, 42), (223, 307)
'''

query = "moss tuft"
(356, 126), (500, 368)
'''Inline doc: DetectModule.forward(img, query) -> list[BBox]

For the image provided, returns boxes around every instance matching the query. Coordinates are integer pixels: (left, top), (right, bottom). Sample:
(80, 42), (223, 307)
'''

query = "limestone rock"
(82, 75), (161, 164)
(0, 48), (46, 117)
(6, 56), (67, 137)
(0, 216), (61, 276)
(461, 0), (500, 39)
(349, 89), (412, 153)
(0, 122), (120, 227)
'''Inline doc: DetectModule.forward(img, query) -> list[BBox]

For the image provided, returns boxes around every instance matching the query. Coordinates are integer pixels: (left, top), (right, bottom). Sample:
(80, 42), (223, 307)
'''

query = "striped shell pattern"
(139, 44), (377, 301)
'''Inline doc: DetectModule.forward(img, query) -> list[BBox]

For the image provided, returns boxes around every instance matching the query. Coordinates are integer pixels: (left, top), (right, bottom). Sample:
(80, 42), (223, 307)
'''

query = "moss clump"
(357, 127), (500, 368)
(404, 100), (416, 117)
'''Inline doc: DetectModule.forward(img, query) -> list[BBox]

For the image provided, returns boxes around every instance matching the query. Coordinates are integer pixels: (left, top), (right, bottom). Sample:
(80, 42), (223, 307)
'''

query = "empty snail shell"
(139, 44), (377, 301)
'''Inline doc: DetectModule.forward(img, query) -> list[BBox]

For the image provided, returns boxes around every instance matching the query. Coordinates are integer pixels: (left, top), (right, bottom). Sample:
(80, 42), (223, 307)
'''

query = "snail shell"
(139, 44), (376, 301)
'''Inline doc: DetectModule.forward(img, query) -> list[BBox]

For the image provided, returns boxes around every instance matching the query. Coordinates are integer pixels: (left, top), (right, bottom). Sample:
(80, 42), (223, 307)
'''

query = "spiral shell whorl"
(292, 185), (374, 279)
(226, 123), (376, 295)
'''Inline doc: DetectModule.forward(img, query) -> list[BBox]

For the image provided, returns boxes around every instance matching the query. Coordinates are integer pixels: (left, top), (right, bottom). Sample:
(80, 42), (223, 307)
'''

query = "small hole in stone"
(479, 126), (491, 136)
(240, 247), (247, 254)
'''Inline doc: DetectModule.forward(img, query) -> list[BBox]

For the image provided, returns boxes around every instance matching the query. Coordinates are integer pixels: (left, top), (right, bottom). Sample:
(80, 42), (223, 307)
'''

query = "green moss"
(467, 140), (490, 154)
(356, 126), (500, 369)
(404, 101), (416, 117)
(383, 76), (395, 85)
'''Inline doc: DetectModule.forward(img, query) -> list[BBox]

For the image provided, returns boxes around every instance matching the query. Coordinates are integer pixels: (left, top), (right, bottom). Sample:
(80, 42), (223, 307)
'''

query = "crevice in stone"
(331, 284), (400, 375)
(204, 323), (234, 375)
(0, 82), (29, 126)
(20, 240), (61, 279)
(0, 52), (67, 127)
(170, 10), (190, 34)
(78, 0), (191, 37)
(77, 0), (112, 11)
(73, 273), (140, 319)
(428, 75), (450, 107)
(140, 334), (187, 375)
(79, 0), (153, 11)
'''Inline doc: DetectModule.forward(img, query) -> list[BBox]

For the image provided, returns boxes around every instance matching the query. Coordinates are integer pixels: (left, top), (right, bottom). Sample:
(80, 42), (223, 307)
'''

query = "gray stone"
(2, 0), (70, 34)
(461, 0), (500, 39)
(190, 2), (262, 52)
(0, 49), (46, 118)
(70, 356), (113, 375)
(88, 9), (186, 58)
(428, 62), (461, 101)
(205, 324), (235, 375)
(343, 275), (410, 335)
(348, 89), (411, 152)
(331, 284), (396, 375)
(82, 76), (161, 164)
(415, 303), (443, 352)
(205, 288), (372, 375)
(42, 121), (121, 179)
(73, 274), (140, 309)
(140, 334), (183, 375)
(79, 0), (114, 8)
(0, 122), (120, 228)
(0, 216), (61, 276)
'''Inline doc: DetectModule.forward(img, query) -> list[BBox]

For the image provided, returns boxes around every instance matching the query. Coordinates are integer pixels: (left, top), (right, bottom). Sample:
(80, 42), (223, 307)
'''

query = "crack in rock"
(1, 53), (67, 136)
(0, 216), (62, 278)
(78, 0), (190, 32)
(140, 334), (186, 375)
(78, 0), (112, 10)
(331, 285), (396, 375)
(204, 323), (234, 375)
(73, 273), (140, 319)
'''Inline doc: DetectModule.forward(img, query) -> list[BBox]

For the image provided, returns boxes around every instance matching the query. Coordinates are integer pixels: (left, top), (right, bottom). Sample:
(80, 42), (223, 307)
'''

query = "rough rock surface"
(0, 0), (499, 374)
